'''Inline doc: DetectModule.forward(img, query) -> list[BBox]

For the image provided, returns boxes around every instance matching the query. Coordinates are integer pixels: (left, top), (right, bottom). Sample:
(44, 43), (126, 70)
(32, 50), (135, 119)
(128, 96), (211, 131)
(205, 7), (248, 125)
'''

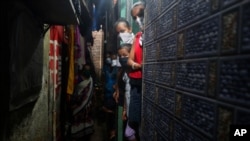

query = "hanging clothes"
(75, 26), (86, 70)
(67, 25), (75, 95)
(49, 25), (64, 141)
(71, 76), (94, 139)
(49, 25), (63, 97)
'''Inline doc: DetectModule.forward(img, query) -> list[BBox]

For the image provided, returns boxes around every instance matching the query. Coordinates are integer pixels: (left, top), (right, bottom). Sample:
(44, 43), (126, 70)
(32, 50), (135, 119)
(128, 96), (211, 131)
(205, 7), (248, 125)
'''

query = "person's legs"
(128, 84), (142, 123)
(103, 98), (117, 140)
(128, 84), (142, 141)
(108, 112), (116, 139)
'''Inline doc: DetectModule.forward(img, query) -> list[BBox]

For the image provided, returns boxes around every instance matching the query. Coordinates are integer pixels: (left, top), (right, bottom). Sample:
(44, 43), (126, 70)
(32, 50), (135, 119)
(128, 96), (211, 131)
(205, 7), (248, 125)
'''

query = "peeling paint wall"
(9, 85), (49, 141)
(9, 29), (51, 141)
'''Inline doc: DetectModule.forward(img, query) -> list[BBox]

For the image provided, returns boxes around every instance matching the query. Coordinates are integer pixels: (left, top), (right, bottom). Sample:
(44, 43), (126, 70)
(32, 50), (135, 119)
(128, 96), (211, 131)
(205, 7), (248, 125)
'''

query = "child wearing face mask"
(103, 52), (118, 140)
(113, 18), (134, 103)
(114, 18), (138, 141)
(117, 43), (138, 141)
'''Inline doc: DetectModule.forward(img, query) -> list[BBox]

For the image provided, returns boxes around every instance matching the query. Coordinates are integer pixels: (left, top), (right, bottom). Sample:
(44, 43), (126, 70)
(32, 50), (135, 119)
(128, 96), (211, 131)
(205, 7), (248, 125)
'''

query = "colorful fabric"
(71, 77), (94, 138)
(49, 26), (63, 95)
(49, 25), (64, 141)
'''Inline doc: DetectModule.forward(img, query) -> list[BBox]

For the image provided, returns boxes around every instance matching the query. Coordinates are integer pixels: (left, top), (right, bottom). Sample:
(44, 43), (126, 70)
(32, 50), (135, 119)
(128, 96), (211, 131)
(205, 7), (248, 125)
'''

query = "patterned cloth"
(71, 77), (94, 139)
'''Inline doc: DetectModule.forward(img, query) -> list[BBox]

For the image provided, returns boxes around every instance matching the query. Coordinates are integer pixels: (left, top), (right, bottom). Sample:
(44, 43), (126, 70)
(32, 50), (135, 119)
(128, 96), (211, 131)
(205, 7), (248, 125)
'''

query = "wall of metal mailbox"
(142, 0), (250, 140)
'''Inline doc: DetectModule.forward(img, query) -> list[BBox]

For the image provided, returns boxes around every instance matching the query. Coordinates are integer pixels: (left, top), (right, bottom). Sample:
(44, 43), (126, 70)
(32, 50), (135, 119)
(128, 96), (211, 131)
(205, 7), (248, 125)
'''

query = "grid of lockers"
(141, 0), (250, 141)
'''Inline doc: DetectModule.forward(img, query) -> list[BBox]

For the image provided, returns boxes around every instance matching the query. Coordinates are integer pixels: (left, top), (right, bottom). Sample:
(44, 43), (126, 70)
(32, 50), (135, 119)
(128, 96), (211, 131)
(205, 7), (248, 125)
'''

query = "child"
(117, 43), (137, 141)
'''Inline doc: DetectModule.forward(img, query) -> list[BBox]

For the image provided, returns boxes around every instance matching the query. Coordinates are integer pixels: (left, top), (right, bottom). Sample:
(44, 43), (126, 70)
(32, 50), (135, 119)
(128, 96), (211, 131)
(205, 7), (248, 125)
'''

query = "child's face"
(118, 48), (130, 58)
(116, 22), (131, 33)
(111, 54), (117, 59)
(106, 54), (110, 58)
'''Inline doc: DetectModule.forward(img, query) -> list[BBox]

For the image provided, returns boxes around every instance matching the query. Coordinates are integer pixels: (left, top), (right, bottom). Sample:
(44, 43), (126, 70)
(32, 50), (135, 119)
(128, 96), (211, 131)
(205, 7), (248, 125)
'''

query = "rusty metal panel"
(218, 57), (250, 107)
(174, 121), (208, 141)
(156, 132), (168, 141)
(181, 95), (217, 138)
(241, 3), (250, 51)
(156, 7), (176, 38)
(155, 62), (175, 86)
(144, 42), (158, 62)
(221, 8), (239, 54)
(144, 23), (156, 44)
(177, 0), (210, 28)
(144, 82), (157, 103)
(143, 63), (156, 82)
(159, 35), (177, 60)
(142, 98), (155, 123)
(143, 0), (250, 140)
(160, 0), (176, 12)
(145, 0), (159, 24)
(184, 17), (220, 57)
(221, 0), (241, 8)
(176, 60), (208, 95)
(157, 86), (175, 114)
(154, 107), (172, 139)
(217, 106), (233, 141)
(141, 119), (156, 141)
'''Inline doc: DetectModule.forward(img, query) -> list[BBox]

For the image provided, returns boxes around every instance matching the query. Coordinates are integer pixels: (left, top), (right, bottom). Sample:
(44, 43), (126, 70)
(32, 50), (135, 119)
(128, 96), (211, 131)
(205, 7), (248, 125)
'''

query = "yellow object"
(67, 25), (75, 95)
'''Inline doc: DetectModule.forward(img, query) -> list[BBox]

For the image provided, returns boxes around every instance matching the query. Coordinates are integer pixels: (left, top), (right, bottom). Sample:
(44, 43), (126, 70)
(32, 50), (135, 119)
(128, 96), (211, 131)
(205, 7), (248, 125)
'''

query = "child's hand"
(122, 110), (127, 121)
(113, 91), (119, 103)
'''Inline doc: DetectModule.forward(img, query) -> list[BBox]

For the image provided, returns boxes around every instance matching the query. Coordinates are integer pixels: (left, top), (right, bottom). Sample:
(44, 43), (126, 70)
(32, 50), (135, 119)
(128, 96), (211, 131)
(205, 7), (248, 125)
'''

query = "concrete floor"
(89, 120), (105, 141)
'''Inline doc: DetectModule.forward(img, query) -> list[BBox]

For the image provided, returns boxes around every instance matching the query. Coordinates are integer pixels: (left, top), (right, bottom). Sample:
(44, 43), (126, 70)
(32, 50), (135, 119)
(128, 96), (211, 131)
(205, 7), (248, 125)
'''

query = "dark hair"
(130, 1), (146, 20)
(79, 63), (91, 79)
(80, 69), (91, 79)
(114, 18), (131, 30)
(83, 63), (91, 70)
(118, 43), (132, 51)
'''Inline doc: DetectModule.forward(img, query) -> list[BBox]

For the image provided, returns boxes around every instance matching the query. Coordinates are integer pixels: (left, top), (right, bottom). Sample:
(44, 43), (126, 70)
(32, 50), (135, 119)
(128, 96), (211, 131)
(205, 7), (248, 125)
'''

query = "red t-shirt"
(129, 32), (143, 79)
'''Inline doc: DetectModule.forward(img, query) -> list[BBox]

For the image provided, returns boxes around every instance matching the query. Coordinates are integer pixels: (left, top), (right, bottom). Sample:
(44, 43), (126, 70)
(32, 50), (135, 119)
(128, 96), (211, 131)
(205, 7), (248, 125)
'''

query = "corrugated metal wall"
(142, 0), (250, 140)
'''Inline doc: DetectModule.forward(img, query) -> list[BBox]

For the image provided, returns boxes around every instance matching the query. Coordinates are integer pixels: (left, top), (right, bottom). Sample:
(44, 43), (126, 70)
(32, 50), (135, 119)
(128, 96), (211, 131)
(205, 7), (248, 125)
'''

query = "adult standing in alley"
(127, 1), (146, 141)
(114, 18), (136, 141)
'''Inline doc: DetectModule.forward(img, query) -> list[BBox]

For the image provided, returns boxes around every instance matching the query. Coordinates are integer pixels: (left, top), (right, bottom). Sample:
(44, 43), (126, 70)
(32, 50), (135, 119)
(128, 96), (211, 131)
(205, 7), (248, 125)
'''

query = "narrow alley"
(1, 0), (250, 141)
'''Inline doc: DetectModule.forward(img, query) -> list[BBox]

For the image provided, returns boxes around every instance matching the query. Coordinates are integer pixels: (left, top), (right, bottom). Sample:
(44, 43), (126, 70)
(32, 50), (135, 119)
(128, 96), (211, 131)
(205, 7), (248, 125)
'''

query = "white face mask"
(106, 58), (111, 64)
(119, 32), (134, 44)
(111, 59), (117, 67)
(136, 16), (144, 31)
